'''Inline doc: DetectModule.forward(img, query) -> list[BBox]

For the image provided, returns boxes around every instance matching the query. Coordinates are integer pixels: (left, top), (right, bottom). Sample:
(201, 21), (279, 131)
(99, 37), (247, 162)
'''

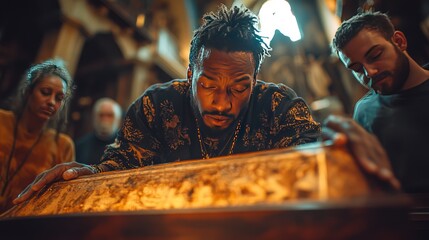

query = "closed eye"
(368, 50), (382, 62)
(200, 82), (216, 89)
(231, 85), (249, 93)
(41, 88), (52, 96)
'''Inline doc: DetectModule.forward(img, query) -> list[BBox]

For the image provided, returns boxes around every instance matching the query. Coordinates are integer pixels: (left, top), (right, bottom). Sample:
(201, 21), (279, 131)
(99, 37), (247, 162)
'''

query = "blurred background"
(0, 0), (428, 139)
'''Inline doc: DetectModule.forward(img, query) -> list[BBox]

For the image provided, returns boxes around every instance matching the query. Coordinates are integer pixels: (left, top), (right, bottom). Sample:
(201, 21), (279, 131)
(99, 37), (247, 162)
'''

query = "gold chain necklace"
(196, 119), (241, 159)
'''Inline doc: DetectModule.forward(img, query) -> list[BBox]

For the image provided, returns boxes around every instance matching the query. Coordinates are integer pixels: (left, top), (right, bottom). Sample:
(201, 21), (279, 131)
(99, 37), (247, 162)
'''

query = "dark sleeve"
(270, 85), (321, 148)
(74, 134), (92, 164)
(99, 94), (162, 170)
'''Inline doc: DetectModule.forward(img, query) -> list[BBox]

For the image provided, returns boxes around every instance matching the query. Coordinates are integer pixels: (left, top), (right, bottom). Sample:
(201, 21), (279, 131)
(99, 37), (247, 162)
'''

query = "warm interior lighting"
(259, 0), (301, 46)
(136, 13), (145, 28)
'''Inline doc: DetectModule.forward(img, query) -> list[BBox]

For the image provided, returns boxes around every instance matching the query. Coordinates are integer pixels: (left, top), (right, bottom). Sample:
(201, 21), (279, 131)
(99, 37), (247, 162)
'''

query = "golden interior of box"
(2, 142), (388, 218)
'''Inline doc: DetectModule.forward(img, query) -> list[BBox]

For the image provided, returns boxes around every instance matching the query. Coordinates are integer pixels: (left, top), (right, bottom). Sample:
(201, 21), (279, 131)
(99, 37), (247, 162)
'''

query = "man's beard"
(95, 122), (116, 140)
(381, 46), (410, 95)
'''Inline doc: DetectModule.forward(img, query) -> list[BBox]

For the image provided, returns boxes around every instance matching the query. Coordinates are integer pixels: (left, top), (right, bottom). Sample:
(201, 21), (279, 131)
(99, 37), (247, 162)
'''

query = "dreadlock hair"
(331, 11), (395, 55)
(13, 58), (75, 138)
(189, 4), (271, 78)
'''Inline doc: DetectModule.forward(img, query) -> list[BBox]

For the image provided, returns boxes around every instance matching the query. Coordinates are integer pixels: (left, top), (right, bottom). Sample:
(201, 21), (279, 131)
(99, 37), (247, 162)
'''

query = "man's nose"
(212, 90), (232, 113)
(363, 64), (378, 79)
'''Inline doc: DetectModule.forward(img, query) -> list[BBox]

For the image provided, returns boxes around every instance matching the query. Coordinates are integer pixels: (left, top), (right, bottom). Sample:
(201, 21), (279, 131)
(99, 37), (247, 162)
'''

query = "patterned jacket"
(100, 79), (320, 170)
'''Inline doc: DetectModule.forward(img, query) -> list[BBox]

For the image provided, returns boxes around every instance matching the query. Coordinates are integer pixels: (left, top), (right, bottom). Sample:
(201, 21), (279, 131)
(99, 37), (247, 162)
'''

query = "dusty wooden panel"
(2, 142), (389, 217)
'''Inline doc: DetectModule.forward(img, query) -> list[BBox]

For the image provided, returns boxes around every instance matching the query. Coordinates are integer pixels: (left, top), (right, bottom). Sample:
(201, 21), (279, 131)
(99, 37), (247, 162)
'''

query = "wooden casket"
(0, 142), (415, 239)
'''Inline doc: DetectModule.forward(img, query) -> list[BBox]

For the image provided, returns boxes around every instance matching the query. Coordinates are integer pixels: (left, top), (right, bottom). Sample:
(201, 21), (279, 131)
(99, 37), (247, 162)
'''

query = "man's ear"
(391, 31), (407, 51)
(187, 65), (192, 84)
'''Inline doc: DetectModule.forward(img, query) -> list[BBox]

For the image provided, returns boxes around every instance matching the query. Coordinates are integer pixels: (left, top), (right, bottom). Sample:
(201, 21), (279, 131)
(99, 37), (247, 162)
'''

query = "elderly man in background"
(75, 98), (122, 165)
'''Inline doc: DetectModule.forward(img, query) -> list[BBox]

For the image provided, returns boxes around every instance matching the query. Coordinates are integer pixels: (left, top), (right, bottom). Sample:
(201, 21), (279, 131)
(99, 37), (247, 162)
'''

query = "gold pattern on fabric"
(172, 81), (189, 94)
(160, 100), (190, 150)
(271, 91), (284, 112)
(102, 159), (126, 170)
(242, 125), (251, 147)
(284, 101), (318, 128)
(143, 96), (155, 127)
(257, 83), (268, 101)
(270, 101), (313, 136)
(130, 145), (157, 166)
(204, 137), (220, 152)
(122, 116), (144, 142)
(274, 136), (294, 148)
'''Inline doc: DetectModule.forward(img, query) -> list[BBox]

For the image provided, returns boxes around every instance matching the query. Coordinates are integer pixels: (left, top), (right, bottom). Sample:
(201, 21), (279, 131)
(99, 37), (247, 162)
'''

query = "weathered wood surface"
(0, 196), (413, 240)
(2, 142), (391, 218)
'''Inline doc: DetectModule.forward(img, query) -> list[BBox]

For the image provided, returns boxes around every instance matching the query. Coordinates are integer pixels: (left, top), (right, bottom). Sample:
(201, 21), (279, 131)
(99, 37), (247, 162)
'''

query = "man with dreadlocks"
(14, 5), (400, 204)
(95, 4), (320, 167)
